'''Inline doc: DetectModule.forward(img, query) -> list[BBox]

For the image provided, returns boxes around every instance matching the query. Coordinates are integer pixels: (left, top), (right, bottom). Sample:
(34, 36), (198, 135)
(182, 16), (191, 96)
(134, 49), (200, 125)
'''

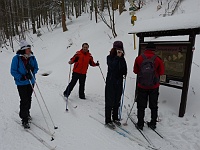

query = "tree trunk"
(100, 0), (104, 11)
(72, 2), (74, 16)
(14, 0), (19, 35)
(30, 0), (36, 34)
(119, 0), (123, 15)
(61, 0), (68, 32)
(94, 0), (98, 23)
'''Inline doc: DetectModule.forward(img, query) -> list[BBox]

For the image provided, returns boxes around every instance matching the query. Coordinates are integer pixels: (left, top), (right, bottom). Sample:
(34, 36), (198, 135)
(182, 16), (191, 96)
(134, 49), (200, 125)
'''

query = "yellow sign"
(131, 15), (137, 21)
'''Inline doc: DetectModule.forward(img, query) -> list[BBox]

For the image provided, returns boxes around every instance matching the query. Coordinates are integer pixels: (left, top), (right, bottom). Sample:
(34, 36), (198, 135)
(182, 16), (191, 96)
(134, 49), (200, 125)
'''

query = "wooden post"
(179, 31), (196, 117)
(133, 34), (136, 50)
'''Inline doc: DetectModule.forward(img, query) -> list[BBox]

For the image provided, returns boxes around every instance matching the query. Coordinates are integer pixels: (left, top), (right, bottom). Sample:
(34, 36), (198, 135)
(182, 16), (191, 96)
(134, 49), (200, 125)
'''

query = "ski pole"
(66, 64), (72, 111)
(97, 61), (106, 83)
(29, 71), (58, 130)
(28, 80), (54, 141)
(119, 77), (126, 120)
(123, 95), (137, 126)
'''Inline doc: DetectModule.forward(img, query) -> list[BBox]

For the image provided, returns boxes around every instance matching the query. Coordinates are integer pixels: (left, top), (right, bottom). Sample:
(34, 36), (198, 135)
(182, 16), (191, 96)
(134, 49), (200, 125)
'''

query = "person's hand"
(96, 61), (99, 66)
(26, 64), (34, 72)
(68, 60), (73, 64)
(20, 75), (26, 81)
(26, 73), (32, 80)
(117, 50), (123, 57)
(20, 73), (32, 81)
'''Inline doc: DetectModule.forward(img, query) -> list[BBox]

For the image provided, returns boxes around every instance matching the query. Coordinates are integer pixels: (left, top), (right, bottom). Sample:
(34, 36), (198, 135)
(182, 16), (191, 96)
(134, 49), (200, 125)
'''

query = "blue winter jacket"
(10, 54), (39, 85)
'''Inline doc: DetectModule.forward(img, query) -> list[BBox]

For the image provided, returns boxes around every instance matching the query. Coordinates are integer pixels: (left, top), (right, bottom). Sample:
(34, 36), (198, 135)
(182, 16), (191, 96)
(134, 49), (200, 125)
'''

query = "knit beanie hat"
(113, 41), (124, 50)
(146, 42), (156, 50)
(19, 40), (31, 50)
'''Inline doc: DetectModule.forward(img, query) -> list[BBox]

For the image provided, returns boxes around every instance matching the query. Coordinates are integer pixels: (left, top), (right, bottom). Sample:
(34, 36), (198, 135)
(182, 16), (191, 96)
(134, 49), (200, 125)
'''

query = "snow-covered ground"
(1, 1), (200, 150)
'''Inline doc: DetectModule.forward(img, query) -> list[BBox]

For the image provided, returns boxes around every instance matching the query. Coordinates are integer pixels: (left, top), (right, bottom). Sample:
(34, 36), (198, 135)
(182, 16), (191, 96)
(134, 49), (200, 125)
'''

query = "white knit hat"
(19, 40), (31, 50)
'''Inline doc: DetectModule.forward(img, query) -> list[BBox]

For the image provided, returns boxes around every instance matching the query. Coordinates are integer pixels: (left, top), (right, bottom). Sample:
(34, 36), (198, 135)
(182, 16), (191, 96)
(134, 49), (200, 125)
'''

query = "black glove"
(96, 62), (99, 66)
(96, 61), (99, 66)
(20, 75), (26, 81)
(26, 73), (32, 80)
(26, 64), (34, 72)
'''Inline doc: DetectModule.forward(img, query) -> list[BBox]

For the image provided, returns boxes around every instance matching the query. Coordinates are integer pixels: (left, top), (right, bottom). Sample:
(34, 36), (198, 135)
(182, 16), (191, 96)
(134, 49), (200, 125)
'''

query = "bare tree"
(61, 0), (68, 32)
(98, 0), (117, 38)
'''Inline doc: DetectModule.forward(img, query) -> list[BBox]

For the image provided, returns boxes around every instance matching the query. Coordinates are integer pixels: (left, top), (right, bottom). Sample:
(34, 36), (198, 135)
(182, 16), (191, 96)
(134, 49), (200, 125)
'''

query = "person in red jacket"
(133, 43), (164, 130)
(63, 43), (99, 99)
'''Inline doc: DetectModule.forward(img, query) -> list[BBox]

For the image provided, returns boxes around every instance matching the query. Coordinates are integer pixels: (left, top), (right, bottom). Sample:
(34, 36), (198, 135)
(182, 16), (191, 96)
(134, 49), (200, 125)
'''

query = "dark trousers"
(137, 87), (159, 126)
(64, 72), (86, 98)
(105, 82), (123, 124)
(17, 84), (34, 121)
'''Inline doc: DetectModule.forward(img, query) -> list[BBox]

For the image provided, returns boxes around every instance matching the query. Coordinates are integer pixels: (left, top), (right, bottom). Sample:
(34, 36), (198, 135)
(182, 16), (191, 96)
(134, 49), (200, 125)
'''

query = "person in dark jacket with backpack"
(133, 43), (164, 130)
(105, 41), (127, 129)
(11, 40), (39, 129)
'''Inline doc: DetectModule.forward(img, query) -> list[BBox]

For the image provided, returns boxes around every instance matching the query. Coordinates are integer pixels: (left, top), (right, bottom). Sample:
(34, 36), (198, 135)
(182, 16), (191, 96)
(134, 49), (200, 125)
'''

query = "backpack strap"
(141, 53), (147, 60)
(150, 55), (157, 62)
(141, 53), (157, 62)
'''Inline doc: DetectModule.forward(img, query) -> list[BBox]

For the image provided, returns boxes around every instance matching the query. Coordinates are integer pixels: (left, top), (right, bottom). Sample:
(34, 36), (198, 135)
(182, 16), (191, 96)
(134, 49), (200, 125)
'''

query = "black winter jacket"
(106, 55), (127, 84)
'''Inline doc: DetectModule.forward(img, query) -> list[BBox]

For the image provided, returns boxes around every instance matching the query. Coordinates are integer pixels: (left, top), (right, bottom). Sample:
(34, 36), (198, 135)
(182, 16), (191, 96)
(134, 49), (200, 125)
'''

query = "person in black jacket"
(105, 41), (127, 129)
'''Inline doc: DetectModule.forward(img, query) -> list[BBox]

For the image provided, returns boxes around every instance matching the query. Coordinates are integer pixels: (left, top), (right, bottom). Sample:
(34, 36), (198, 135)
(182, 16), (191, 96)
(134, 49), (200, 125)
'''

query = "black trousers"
(17, 84), (34, 121)
(136, 87), (159, 126)
(64, 72), (86, 98)
(105, 82), (123, 124)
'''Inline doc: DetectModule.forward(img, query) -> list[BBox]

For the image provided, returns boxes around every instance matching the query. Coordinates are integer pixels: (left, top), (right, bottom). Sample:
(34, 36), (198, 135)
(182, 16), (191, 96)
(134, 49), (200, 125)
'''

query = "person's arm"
(89, 55), (98, 66)
(10, 56), (23, 81)
(133, 57), (140, 74)
(69, 52), (79, 64)
(32, 56), (39, 74)
(120, 57), (127, 76)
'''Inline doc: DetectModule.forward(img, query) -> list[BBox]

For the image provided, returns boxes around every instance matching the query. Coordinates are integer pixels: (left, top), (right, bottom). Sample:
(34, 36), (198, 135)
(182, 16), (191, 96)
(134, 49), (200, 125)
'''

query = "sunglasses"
(117, 50), (124, 54)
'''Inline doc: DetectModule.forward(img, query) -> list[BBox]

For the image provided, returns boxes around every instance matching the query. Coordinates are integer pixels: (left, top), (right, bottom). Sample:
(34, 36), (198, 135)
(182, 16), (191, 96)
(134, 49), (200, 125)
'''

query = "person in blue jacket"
(11, 40), (39, 129)
(105, 41), (127, 129)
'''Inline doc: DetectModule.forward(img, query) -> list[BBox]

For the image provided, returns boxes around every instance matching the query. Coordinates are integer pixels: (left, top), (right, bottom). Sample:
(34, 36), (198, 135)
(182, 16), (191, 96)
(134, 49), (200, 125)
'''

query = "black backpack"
(138, 54), (158, 87)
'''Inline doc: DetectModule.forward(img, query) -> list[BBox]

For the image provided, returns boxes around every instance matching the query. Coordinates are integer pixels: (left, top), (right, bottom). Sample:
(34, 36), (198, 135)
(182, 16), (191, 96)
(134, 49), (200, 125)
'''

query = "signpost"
(130, 28), (200, 117)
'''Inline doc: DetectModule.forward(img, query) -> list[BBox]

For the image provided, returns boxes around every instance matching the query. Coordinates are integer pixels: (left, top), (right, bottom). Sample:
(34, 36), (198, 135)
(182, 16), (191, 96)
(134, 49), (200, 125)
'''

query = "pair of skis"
(15, 119), (56, 150)
(129, 116), (179, 150)
(89, 113), (158, 150)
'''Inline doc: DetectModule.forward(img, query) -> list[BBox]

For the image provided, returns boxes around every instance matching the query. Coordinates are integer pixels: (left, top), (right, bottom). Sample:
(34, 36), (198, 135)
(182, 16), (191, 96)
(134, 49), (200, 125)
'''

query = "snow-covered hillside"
(0, 1), (200, 150)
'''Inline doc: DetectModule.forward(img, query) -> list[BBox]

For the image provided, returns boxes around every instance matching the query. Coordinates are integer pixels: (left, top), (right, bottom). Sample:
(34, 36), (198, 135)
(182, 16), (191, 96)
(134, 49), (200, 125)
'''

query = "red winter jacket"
(70, 49), (97, 74)
(133, 50), (165, 89)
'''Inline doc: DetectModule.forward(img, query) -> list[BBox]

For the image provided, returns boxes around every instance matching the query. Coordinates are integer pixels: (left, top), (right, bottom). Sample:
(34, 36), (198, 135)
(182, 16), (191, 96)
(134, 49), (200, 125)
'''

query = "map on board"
(140, 43), (189, 82)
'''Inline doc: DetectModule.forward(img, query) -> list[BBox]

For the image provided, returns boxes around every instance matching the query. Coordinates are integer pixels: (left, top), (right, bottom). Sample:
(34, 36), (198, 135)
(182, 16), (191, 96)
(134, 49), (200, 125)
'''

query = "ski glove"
(96, 62), (99, 66)
(26, 64), (34, 72)
(20, 75), (26, 81)
(20, 73), (32, 81)
(26, 73), (32, 80)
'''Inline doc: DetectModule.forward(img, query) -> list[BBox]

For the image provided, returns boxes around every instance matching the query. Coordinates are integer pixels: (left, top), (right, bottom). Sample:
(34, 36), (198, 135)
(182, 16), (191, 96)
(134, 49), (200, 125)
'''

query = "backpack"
(138, 54), (158, 87)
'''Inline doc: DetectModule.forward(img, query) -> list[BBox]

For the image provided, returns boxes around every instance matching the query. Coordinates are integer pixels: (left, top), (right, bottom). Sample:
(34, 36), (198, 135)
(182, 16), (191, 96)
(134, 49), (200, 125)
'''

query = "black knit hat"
(146, 42), (156, 50)
(113, 41), (124, 50)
